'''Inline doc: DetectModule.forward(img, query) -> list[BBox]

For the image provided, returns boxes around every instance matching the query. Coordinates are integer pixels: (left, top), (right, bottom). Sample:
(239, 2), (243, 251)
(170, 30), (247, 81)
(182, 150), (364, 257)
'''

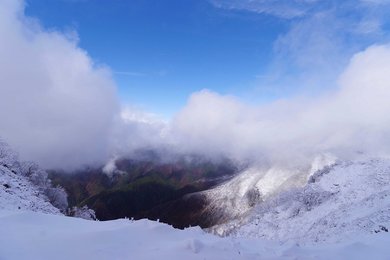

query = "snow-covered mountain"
(195, 154), (337, 226)
(211, 156), (390, 245)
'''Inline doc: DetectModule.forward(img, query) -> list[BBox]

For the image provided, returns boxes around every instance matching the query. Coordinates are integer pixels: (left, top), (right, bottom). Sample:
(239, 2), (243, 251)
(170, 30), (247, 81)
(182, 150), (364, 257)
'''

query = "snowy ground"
(0, 209), (390, 260)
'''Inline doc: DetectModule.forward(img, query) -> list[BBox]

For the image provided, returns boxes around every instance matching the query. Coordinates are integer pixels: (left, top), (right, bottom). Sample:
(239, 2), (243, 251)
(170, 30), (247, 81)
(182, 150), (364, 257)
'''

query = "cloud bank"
(171, 44), (390, 167)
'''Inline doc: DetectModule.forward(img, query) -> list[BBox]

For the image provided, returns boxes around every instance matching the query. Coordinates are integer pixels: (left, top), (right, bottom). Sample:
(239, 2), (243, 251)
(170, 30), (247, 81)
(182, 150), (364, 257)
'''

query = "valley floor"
(0, 210), (389, 260)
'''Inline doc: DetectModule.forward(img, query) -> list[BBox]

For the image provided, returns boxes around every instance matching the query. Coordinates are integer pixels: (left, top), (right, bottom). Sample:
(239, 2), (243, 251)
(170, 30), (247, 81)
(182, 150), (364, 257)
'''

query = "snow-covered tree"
(20, 161), (39, 177)
(0, 140), (20, 171)
(46, 185), (69, 213)
(68, 205), (97, 220)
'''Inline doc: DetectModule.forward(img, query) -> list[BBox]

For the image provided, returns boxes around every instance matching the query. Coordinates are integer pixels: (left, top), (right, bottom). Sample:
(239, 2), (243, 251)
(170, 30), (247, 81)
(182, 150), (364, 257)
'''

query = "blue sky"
(25, 0), (390, 118)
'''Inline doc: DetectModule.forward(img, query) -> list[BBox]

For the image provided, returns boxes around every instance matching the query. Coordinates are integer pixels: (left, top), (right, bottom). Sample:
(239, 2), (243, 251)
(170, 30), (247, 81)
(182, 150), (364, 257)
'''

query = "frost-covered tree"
(20, 161), (39, 177)
(68, 205), (97, 220)
(0, 139), (20, 171)
(20, 161), (69, 212)
(46, 185), (68, 213)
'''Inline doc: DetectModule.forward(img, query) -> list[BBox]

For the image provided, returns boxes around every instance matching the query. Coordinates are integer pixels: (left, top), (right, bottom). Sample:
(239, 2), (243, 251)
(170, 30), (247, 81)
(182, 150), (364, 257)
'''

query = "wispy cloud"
(210, 0), (319, 19)
(156, 69), (168, 77)
(212, 0), (390, 97)
(114, 71), (147, 77)
(361, 0), (390, 4)
(114, 70), (168, 77)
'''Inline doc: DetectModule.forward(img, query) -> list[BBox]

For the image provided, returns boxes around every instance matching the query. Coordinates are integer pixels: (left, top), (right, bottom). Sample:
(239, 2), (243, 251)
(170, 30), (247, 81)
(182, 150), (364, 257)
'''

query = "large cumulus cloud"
(0, 0), (118, 169)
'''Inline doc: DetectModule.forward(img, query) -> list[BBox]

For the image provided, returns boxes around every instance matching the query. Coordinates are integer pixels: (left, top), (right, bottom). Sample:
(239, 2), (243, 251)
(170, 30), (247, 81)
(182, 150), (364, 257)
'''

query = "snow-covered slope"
(199, 154), (336, 225)
(1, 209), (390, 260)
(0, 164), (61, 214)
(212, 157), (390, 244)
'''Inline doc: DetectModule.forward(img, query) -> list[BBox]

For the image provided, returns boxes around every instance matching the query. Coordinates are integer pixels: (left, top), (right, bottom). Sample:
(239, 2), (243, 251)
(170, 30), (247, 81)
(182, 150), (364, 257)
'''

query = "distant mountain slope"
(49, 155), (239, 228)
(212, 157), (390, 244)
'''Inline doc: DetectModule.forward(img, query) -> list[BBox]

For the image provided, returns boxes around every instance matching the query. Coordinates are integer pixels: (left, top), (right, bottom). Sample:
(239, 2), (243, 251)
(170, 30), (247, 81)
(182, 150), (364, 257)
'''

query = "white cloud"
(111, 107), (169, 154)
